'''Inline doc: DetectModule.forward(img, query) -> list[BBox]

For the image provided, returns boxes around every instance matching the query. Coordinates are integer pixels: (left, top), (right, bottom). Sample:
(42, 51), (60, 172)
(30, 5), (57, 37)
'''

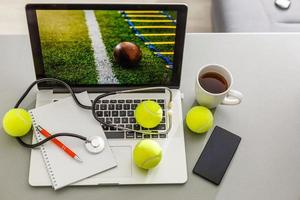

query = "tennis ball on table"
(186, 106), (213, 134)
(2, 108), (32, 137)
(133, 139), (162, 170)
(134, 100), (163, 128)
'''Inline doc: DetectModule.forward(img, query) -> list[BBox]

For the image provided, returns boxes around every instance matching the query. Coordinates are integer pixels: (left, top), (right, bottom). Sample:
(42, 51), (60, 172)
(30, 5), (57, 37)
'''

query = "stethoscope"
(13, 78), (173, 154)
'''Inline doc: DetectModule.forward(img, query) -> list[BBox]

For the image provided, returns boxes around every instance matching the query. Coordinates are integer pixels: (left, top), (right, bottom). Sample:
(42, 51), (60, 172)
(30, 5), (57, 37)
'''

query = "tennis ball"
(186, 106), (213, 134)
(134, 100), (162, 128)
(2, 108), (32, 137)
(133, 139), (162, 170)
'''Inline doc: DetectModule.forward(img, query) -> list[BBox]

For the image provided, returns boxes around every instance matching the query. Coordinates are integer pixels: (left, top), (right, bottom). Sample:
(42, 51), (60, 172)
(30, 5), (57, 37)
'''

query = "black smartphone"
(193, 126), (241, 185)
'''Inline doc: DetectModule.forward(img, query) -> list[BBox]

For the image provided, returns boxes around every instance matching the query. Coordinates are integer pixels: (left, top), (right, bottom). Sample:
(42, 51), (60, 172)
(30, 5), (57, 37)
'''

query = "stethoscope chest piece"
(85, 136), (105, 154)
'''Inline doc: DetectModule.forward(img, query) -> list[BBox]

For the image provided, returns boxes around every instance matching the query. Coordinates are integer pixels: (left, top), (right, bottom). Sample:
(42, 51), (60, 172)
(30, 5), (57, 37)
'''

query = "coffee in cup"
(195, 64), (243, 109)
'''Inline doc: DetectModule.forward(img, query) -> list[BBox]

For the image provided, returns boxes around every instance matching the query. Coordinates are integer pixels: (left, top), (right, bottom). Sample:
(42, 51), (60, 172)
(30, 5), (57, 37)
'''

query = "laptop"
(26, 3), (188, 186)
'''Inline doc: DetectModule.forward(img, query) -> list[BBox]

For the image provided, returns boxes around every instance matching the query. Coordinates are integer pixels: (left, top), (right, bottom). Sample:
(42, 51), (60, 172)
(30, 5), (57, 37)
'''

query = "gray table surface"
(1, 33), (300, 200)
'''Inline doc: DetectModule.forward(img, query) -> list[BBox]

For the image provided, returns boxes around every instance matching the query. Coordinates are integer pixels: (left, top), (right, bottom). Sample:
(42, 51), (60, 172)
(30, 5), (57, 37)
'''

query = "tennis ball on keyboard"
(134, 100), (163, 128)
(133, 139), (162, 170)
(186, 106), (213, 134)
(2, 108), (32, 137)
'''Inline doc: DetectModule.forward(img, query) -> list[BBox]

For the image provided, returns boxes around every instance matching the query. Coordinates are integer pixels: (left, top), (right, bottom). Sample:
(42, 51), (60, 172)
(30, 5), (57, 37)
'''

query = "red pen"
(36, 125), (82, 162)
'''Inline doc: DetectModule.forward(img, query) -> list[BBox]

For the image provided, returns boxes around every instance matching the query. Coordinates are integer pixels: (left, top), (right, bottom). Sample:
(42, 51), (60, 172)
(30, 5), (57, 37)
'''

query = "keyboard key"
(104, 111), (110, 117)
(124, 104), (130, 110)
(118, 100), (125, 103)
(96, 111), (103, 117)
(131, 104), (138, 110)
(100, 104), (107, 110)
(102, 100), (109, 103)
(127, 111), (134, 116)
(122, 118), (128, 123)
(99, 118), (105, 123)
(110, 100), (117, 103)
(95, 99), (101, 104)
(155, 124), (166, 130)
(159, 134), (167, 138)
(95, 104), (100, 110)
(116, 104), (122, 110)
(126, 131), (135, 138)
(105, 131), (124, 139)
(125, 124), (132, 129)
(108, 104), (115, 110)
(134, 124), (140, 130)
(159, 104), (165, 109)
(143, 134), (150, 138)
(136, 133), (143, 138)
(106, 118), (113, 124)
(151, 134), (159, 138)
(114, 117), (120, 123)
(117, 124), (125, 130)
(102, 125), (109, 131)
(126, 99), (132, 103)
(129, 117), (136, 123)
(134, 100), (141, 103)
(109, 126), (117, 131)
(112, 111), (118, 117)
(157, 99), (164, 103)
(120, 111), (126, 116)
(149, 130), (158, 134)
(161, 117), (166, 123)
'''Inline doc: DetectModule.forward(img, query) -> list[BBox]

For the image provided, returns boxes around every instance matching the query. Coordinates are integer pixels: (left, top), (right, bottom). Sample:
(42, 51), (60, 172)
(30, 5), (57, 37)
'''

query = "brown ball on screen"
(113, 42), (142, 68)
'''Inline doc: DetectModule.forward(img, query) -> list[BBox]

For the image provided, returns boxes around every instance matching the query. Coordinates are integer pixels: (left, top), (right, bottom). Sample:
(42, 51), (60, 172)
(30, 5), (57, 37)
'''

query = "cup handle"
(221, 90), (243, 105)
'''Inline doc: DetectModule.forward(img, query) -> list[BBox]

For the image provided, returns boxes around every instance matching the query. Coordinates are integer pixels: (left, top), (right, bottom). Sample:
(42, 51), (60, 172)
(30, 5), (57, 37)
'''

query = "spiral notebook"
(29, 92), (117, 190)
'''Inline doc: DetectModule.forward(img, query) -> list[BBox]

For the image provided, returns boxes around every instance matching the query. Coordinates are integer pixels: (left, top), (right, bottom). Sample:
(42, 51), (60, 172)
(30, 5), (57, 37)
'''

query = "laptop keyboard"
(53, 98), (167, 139)
(94, 99), (167, 139)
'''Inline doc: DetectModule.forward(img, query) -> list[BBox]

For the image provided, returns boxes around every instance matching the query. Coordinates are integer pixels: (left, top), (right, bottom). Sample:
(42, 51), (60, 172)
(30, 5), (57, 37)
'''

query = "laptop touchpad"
(100, 146), (132, 177)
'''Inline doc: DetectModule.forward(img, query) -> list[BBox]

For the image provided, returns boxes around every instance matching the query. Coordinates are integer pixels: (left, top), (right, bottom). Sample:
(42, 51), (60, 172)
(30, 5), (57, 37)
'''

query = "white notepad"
(29, 92), (117, 190)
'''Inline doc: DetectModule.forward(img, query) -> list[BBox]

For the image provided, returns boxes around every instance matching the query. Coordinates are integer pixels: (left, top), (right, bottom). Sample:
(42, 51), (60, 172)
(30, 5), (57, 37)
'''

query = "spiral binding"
(29, 111), (58, 189)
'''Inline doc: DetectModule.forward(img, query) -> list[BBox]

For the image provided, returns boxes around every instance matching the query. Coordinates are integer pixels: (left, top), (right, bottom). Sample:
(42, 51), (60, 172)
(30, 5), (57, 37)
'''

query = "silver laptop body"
(26, 3), (188, 186)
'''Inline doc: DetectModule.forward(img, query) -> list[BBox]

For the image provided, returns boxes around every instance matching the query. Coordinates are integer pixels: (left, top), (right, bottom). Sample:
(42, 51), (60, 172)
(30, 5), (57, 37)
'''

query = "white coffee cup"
(195, 64), (243, 109)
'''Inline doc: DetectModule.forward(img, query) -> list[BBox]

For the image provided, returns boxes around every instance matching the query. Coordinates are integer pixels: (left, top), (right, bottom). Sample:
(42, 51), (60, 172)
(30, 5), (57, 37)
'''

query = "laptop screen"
(26, 4), (187, 89)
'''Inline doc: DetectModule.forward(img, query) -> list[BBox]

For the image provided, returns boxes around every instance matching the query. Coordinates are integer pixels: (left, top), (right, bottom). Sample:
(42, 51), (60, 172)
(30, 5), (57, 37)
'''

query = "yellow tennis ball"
(134, 100), (162, 128)
(2, 108), (32, 137)
(133, 139), (162, 170)
(186, 106), (213, 134)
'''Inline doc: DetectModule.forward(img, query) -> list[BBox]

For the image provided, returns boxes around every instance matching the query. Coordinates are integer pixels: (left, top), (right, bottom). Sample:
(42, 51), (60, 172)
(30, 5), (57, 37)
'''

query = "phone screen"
(193, 126), (241, 185)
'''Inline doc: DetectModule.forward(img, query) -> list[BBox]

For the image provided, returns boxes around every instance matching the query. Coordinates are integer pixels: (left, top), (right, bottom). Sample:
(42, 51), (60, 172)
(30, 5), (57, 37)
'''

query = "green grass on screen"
(94, 10), (173, 85)
(37, 10), (98, 84)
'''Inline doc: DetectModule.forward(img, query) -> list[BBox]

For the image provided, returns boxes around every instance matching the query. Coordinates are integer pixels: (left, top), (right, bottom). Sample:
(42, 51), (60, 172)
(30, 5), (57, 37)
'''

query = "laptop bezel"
(26, 3), (187, 92)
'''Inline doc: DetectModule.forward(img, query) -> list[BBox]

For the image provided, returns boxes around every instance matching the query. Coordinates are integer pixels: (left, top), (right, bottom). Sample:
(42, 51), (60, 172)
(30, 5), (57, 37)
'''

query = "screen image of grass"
(37, 10), (98, 84)
(94, 10), (174, 84)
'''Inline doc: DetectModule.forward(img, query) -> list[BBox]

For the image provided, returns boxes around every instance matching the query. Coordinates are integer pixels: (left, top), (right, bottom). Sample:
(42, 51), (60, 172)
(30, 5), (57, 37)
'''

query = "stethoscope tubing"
(15, 78), (173, 148)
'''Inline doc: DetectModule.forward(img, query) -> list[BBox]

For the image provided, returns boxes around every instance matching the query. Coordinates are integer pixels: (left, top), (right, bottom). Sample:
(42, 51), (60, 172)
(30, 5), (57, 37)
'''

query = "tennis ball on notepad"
(186, 106), (213, 134)
(2, 108), (32, 137)
(134, 100), (163, 128)
(133, 139), (162, 170)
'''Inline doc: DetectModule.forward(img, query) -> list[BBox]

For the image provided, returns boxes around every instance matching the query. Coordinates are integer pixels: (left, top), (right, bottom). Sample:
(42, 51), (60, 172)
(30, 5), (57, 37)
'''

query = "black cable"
(14, 78), (124, 148)
(13, 78), (171, 148)
(16, 133), (87, 148)
(15, 78), (91, 148)
(14, 78), (91, 110)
